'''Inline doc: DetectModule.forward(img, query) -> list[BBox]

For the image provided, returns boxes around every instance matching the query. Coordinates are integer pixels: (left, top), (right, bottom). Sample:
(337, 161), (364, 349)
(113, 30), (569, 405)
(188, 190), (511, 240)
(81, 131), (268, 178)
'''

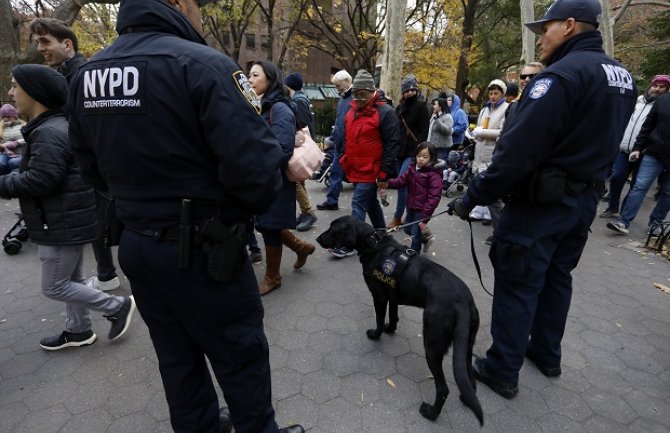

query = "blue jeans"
(325, 149), (344, 206)
(0, 155), (21, 175)
(619, 155), (670, 227)
(351, 182), (385, 228)
(403, 209), (423, 253)
(394, 157), (412, 219)
(607, 151), (639, 212)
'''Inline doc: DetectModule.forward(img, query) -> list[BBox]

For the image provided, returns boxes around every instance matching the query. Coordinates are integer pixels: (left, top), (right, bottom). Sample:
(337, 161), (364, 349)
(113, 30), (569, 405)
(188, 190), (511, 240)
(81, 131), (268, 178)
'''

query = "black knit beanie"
(284, 72), (304, 91)
(11, 64), (68, 109)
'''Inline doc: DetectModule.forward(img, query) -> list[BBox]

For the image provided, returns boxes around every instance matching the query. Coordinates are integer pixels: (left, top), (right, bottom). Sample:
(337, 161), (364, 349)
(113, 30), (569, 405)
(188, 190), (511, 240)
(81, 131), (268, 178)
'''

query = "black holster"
(198, 217), (246, 282)
(508, 166), (567, 205)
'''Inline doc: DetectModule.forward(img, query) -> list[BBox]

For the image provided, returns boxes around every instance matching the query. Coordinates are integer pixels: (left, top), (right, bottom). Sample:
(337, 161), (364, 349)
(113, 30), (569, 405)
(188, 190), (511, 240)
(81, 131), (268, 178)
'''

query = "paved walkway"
(0, 181), (668, 433)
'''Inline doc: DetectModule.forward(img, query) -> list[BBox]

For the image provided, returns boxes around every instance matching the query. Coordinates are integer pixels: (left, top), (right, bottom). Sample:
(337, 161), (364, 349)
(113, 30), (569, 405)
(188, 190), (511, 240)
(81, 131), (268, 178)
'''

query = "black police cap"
(525, 0), (601, 35)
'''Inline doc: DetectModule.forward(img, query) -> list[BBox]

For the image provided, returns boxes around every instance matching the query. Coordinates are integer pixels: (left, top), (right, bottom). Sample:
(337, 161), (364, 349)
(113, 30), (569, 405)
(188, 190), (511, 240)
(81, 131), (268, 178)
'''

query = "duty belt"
(565, 179), (605, 196)
(126, 225), (201, 243)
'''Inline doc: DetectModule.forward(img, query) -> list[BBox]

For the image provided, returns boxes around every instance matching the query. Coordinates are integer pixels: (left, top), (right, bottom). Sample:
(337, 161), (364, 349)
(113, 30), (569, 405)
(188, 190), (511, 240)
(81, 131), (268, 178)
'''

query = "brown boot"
(387, 217), (402, 229)
(421, 226), (434, 253)
(280, 229), (315, 269)
(259, 245), (282, 295)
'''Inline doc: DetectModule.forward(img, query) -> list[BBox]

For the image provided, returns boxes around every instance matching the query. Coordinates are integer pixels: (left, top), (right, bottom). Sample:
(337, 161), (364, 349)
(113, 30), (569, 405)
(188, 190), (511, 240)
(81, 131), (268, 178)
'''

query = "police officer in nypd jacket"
(447, 0), (636, 399)
(67, 1), (305, 433)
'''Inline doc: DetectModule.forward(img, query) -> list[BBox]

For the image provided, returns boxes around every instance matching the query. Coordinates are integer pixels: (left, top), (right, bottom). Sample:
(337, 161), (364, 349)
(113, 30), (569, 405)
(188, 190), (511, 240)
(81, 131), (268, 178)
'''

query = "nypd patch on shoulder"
(232, 71), (261, 114)
(528, 78), (553, 99)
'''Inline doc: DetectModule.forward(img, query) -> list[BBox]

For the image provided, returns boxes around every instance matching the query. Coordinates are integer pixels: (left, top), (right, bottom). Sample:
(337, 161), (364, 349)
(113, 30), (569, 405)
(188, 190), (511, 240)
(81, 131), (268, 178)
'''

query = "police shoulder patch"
(232, 70), (261, 114)
(528, 78), (553, 99)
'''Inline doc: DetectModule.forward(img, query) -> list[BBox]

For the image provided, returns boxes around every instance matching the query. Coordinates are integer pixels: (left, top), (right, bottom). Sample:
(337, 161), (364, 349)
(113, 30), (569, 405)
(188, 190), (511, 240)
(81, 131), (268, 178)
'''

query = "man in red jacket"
(330, 69), (400, 258)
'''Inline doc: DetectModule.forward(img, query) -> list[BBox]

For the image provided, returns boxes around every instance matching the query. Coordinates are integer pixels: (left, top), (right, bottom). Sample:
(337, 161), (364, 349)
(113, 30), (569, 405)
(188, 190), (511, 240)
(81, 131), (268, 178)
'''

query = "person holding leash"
(447, 0), (636, 399)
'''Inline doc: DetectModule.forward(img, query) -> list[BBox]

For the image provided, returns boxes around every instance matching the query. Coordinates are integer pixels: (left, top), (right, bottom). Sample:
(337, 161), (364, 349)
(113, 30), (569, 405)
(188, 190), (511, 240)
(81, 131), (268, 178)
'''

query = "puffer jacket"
(341, 92), (399, 182)
(0, 111), (96, 245)
(387, 164), (442, 218)
(619, 93), (655, 153)
(472, 98), (508, 172)
(427, 112), (453, 149)
(1, 120), (26, 157)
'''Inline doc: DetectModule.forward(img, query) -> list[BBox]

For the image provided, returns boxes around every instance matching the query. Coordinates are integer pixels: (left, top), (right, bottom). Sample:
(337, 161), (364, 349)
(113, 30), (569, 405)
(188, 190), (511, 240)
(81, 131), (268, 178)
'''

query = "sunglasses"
(520, 73), (537, 80)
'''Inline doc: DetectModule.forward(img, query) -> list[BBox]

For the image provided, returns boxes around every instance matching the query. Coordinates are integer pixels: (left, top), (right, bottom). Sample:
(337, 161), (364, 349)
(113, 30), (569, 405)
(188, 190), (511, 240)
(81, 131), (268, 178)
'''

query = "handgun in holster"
(199, 216), (245, 282)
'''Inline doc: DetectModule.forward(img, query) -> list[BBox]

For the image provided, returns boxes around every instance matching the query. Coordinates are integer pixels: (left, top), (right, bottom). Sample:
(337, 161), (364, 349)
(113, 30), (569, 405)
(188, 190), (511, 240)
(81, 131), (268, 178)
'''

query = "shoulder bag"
(269, 104), (324, 182)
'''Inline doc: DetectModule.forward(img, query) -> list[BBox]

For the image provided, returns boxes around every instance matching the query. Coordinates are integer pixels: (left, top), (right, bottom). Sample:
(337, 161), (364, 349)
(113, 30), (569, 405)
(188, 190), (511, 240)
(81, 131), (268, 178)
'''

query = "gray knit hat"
(401, 76), (419, 93)
(11, 64), (68, 109)
(352, 70), (375, 92)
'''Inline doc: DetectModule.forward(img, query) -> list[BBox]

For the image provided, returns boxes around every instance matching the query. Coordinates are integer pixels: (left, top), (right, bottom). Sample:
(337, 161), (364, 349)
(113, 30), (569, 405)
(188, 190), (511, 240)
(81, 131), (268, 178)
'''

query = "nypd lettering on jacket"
(601, 64), (634, 93)
(81, 62), (145, 114)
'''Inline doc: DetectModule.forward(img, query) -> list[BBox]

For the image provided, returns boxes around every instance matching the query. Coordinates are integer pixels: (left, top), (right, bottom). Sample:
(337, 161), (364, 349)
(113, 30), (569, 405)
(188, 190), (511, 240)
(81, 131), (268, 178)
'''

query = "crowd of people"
(0, 0), (667, 432)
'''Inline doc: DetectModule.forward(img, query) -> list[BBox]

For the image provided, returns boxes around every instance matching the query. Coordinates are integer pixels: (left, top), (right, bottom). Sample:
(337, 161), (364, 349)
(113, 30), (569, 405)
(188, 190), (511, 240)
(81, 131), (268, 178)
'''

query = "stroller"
(312, 136), (349, 187)
(312, 137), (334, 185)
(3, 213), (29, 255)
(443, 143), (475, 198)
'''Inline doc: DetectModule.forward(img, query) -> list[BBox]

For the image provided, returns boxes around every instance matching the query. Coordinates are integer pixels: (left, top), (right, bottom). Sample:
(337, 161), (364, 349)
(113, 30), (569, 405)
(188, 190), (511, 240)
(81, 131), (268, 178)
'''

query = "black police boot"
(218, 408), (232, 433)
(472, 356), (518, 399)
(278, 425), (305, 433)
(525, 350), (562, 377)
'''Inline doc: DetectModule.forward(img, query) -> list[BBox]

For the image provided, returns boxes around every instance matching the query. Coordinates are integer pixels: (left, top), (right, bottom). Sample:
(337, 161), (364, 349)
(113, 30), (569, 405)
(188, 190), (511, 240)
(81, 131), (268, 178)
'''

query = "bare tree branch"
(612, 0), (670, 10)
(613, 0), (635, 22)
(618, 39), (670, 50)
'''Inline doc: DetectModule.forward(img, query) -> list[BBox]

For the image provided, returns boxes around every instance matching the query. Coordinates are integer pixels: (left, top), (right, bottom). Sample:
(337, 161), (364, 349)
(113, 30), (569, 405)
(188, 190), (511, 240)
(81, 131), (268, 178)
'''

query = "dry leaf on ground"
(653, 283), (670, 294)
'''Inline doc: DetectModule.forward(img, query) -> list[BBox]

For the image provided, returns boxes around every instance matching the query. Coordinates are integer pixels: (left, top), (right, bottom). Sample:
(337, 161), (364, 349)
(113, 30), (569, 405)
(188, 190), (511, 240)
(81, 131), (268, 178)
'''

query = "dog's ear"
(327, 216), (360, 249)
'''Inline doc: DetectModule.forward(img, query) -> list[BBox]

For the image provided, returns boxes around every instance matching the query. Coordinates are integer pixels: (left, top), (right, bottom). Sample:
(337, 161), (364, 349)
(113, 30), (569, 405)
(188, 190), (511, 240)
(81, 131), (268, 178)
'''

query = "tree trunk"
(520, 0), (535, 64)
(379, 0), (407, 104)
(455, 0), (479, 104)
(0, 0), (121, 97)
(600, 0), (614, 56)
(0, 0), (19, 101)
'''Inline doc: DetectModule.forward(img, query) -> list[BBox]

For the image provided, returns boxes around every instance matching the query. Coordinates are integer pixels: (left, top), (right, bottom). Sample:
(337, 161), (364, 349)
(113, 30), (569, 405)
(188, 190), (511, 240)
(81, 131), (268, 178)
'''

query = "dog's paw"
(366, 329), (382, 340)
(382, 323), (397, 334)
(419, 402), (439, 421)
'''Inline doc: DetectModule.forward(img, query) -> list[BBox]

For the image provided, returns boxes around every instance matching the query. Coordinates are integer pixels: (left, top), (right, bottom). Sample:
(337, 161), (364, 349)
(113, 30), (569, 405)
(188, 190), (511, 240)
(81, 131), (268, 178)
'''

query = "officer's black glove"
(447, 198), (474, 220)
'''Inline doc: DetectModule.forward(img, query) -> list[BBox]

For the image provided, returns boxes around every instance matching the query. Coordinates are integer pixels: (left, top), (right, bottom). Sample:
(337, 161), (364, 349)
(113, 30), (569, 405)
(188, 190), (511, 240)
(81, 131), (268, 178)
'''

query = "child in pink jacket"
(385, 142), (443, 253)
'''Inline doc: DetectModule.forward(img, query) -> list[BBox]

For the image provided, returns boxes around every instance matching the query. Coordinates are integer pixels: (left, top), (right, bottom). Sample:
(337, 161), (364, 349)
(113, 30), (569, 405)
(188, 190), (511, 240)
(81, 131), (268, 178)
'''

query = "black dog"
(317, 216), (483, 425)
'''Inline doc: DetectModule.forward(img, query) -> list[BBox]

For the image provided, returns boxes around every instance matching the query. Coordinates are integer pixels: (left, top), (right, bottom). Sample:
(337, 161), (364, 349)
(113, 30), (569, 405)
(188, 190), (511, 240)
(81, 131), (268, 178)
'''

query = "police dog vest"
(369, 246), (416, 289)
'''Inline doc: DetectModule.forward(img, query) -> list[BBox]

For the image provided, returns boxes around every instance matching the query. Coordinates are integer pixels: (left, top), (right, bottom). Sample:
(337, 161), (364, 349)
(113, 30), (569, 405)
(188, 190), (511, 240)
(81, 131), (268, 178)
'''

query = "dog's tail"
(453, 307), (483, 426)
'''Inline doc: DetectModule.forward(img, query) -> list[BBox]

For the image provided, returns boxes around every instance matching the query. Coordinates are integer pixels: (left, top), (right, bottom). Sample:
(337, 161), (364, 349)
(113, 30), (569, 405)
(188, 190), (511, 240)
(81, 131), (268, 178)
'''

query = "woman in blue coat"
(249, 61), (316, 295)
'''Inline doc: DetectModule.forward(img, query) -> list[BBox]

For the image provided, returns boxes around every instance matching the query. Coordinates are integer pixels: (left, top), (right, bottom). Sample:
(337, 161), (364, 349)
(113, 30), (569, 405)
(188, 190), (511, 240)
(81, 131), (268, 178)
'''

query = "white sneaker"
(606, 221), (629, 235)
(87, 276), (120, 292)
